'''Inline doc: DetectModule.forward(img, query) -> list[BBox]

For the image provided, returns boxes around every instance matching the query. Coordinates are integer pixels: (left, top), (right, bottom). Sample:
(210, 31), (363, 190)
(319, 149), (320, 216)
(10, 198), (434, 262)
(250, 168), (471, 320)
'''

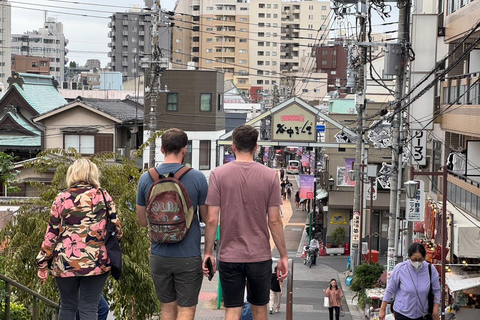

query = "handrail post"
(286, 258), (294, 320)
(32, 296), (37, 320)
(5, 282), (10, 320)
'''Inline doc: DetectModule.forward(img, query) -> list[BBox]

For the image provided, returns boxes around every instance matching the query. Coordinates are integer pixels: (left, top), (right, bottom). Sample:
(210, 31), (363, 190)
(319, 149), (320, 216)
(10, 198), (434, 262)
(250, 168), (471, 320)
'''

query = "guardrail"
(286, 258), (294, 320)
(0, 273), (59, 320)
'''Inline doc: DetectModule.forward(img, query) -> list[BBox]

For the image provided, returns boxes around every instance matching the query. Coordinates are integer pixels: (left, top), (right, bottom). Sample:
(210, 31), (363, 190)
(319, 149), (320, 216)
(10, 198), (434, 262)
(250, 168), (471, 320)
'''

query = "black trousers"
(394, 311), (425, 320)
(329, 306), (340, 320)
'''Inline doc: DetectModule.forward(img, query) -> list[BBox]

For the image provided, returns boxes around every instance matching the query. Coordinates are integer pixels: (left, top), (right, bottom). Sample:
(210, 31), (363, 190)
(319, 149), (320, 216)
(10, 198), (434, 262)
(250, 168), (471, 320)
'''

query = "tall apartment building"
(173, 0), (330, 96)
(85, 59), (101, 70)
(107, 2), (171, 81)
(173, 0), (250, 92)
(11, 17), (67, 82)
(0, 0), (11, 86)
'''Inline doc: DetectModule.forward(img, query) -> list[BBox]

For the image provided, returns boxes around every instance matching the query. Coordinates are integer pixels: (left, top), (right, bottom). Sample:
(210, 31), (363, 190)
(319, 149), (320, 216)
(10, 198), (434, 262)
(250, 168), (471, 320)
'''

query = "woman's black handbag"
(426, 264), (434, 320)
(101, 191), (122, 280)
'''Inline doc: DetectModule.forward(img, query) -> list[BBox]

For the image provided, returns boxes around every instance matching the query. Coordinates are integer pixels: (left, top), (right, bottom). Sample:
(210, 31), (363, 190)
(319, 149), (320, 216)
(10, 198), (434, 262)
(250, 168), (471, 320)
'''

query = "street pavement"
(194, 173), (367, 320)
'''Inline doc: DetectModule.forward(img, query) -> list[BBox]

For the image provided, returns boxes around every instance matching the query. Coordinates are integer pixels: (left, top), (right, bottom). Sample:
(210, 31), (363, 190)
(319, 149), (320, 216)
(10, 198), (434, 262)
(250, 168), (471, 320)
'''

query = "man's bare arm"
(268, 205), (289, 281)
(136, 205), (147, 227)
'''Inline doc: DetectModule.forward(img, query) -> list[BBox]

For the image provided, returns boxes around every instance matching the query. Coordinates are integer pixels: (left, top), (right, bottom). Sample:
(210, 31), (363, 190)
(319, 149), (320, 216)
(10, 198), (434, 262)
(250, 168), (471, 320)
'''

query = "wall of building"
(40, 106), (116, 150)
(11, 55), (50, 75)
(0, 0), (11, 86)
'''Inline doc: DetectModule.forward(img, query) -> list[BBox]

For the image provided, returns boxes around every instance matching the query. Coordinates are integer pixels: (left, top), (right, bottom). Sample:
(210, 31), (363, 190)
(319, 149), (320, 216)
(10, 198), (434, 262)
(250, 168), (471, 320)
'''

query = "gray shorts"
(150, 255), (203, 307)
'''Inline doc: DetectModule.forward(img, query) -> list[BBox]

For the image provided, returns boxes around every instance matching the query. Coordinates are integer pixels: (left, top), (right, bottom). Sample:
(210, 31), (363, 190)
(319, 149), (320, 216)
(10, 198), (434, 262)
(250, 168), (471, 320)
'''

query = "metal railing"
(0, 274), (59, 320)
(286, 258), (294, 320)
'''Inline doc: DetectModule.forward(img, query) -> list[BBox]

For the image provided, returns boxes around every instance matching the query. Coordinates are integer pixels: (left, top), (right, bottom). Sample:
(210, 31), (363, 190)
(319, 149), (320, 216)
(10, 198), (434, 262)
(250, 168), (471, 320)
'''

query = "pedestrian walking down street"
(324, 279), (343, 320)
(379, 243), (441, 320)
(269, 266), (283, 314)
(280, 167), (285, 181)
(136, 128), (208, 320)
(203, 125), (289, 320)
(36, 159), (123, 320)
(295, 191), (300, 209)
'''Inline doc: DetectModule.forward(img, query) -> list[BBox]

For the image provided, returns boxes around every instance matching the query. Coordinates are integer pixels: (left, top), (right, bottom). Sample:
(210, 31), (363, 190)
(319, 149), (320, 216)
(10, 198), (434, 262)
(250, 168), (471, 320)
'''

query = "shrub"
(351, 263), (384, 309)
(0, 302), (30, 320)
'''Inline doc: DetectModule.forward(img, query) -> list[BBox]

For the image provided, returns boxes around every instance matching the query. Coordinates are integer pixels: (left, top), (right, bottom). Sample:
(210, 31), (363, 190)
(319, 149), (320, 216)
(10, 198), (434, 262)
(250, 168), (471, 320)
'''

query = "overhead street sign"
(316, 125), (326, 132)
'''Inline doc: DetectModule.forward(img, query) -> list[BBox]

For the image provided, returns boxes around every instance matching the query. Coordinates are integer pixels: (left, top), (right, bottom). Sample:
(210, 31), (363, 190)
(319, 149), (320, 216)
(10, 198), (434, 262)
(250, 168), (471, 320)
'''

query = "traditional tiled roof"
(12, 73), (67, 115)
(78, 98), (144, 122)
(0, 110), (41, 147)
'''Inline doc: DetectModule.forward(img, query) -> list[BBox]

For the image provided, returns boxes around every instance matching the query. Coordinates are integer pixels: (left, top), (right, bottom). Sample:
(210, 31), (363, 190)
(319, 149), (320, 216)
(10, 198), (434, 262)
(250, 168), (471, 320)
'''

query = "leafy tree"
(351, 262), (384, 309)
(69, 61), (77, 68)
(0, 152), (19, 195)
(0, 148), (160, 319)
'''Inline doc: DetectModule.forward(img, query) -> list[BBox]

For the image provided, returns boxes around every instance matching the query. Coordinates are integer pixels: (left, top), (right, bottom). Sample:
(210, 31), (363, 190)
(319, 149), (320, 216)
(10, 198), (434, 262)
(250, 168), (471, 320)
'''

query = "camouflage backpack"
(145, 167), (194, 243)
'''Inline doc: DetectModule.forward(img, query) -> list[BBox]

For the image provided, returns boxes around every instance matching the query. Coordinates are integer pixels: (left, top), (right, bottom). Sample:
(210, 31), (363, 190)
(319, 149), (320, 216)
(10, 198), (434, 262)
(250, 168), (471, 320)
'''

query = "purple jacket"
(383, 261), (441, 319)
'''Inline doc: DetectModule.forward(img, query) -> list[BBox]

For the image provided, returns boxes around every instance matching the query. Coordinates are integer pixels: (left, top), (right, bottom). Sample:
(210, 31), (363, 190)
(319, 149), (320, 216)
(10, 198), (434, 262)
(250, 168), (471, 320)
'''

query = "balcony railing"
(443, 172), (480, 219)
(441, 72), (480, 106)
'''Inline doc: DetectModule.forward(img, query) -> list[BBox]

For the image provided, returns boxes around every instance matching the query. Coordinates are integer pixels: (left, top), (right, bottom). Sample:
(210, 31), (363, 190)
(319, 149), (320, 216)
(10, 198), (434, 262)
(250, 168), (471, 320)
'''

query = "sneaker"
(275, 309), (280, 313)
(270, 308), (273, 314)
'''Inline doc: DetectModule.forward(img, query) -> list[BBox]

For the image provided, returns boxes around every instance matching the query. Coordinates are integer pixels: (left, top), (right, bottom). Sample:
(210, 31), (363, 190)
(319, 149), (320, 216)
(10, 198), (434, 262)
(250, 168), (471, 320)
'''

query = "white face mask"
(410, 260), (422, 269)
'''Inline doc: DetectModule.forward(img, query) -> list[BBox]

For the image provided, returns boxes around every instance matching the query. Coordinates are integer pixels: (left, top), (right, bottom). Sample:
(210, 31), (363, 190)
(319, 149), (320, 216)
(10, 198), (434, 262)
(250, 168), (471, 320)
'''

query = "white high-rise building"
(12, 17), (68, 82)
(0, 0), (11, 88)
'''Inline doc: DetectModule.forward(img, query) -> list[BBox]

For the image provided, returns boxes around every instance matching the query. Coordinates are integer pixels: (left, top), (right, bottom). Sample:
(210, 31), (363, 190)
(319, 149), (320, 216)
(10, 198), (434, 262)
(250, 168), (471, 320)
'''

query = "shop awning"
(445, 267), (480, 292)
(449, 202), (480, 259)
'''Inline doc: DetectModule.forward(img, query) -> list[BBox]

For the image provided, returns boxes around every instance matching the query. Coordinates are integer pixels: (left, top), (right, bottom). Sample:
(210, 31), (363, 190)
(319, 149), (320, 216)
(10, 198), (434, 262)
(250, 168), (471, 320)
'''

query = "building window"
(206, 38), (213, 42)
(239, 49), (247, 53)
(240, 18), (247, 21)
(322, 15), (326, 20)
(302, 89), (308, 93)
(239, 59), (247, 64)
(199, 140), (211, 170)
(65, 135), (95, 154)
(239, 38), (247, 43)
(331, 70), (337, 75)
(183, 140), (192, 167)
(322, 5), (327, 10)
(218, 93), (223, 111)
(32, 62), (38, 67)
(200, 93), (212, 111)
(257, 80), (263, 84)
(167, 92), (178, 111)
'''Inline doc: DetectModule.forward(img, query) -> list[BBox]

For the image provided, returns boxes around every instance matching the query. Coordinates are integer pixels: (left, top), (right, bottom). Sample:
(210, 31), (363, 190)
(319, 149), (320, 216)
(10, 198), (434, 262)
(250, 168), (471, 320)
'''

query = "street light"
(404, 180), (419, 199)
(328, 176), (335, 190)
(407, 166), (448, 320)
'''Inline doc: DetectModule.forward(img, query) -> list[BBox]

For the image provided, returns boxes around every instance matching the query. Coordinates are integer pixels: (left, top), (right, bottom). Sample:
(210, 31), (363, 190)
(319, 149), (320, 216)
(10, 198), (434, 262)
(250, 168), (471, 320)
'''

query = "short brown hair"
(161, 128), (188, 155)
(232, 125), (258, 153)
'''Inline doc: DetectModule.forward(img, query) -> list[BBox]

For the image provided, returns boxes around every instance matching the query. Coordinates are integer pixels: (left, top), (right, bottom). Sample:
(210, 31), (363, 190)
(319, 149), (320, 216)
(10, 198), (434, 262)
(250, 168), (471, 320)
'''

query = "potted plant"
(326, 227), (346, 255)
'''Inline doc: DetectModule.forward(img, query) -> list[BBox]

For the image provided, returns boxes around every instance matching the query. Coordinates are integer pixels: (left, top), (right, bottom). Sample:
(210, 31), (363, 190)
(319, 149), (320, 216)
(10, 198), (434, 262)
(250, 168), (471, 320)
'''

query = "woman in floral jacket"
(36, 158), (122, 320)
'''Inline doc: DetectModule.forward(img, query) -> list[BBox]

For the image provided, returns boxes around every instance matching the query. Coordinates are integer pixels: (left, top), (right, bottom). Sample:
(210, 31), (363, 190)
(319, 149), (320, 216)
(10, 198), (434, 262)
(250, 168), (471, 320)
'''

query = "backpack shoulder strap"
(148, 168), (162, 181)
(174, 166), (192, 180)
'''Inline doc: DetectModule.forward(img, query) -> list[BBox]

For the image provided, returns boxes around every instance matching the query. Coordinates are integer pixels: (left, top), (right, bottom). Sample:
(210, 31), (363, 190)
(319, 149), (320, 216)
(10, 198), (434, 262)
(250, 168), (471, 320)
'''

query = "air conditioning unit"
(348, 108), (355, 114)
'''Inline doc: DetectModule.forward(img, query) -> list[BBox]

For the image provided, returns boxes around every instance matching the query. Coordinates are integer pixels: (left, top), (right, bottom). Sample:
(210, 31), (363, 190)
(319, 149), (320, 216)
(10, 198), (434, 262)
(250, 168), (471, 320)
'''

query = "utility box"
(384, 43), (403, 76)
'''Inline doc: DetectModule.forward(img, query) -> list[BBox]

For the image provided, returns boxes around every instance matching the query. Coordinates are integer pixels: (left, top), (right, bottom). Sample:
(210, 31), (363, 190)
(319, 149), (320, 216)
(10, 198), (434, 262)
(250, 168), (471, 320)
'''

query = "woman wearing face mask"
(379, 243), (441, 320)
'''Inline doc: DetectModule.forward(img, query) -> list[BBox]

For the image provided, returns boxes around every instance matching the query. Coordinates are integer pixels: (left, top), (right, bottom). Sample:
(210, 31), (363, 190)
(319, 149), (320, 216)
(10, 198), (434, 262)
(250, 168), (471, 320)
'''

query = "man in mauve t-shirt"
(203, 125), (289, 320)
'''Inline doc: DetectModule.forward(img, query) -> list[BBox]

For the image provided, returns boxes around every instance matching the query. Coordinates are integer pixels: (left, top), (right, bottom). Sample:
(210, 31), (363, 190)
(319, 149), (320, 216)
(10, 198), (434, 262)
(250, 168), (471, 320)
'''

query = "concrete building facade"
(11, 55), (50, 75)
(11, 17), (68, 82)
(172, 0), (330, 97)
(107, 2), (171, 81)
(0, 0), (11, 86)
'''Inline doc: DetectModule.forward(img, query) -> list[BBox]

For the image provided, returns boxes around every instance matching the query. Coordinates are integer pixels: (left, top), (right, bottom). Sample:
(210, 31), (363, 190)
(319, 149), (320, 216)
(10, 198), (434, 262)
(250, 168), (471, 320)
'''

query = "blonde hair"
(66, 158), (100, 188)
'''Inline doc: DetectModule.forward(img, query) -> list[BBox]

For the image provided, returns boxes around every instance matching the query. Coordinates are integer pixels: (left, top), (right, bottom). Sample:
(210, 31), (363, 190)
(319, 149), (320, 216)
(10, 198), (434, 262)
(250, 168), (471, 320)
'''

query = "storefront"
(445, 267), (480, 320)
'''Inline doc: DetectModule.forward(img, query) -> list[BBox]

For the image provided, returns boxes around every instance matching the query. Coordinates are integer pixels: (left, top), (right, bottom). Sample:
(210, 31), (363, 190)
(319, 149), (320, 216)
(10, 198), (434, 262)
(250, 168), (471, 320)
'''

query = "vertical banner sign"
(352, 211), (361, 246)
(412, 130), (427, 166)
(406, 180), (425, 221)
(365, 178), (378, 201)
(344, 158), (355, 186)
(299, 174), (314, 199)
(301, 154), (310, 167)
(387, 247), (396, 281)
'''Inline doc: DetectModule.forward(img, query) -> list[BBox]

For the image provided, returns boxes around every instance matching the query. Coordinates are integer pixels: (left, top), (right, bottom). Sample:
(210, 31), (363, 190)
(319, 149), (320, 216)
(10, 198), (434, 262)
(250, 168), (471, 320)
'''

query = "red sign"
(280, 115), (305, 122)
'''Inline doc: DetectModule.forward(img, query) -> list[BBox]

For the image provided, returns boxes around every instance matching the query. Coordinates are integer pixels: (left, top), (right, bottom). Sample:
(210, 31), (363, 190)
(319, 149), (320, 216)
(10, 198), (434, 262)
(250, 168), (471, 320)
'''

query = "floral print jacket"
(36, 183), (123, 277)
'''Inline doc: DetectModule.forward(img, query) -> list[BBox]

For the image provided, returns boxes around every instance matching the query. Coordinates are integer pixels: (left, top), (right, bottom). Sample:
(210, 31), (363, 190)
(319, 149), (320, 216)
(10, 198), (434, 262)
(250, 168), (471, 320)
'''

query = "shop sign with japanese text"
(271, 103), (316, 142)
(352, 211), (361, 245)
(406, 180), (425, 221)
(412, 130), (427, 166)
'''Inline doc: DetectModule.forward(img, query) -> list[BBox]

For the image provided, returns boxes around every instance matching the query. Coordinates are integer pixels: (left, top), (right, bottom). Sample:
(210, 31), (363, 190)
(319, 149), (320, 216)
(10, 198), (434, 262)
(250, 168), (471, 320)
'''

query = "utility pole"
(387, 0), (411, 279)
(147, 0), (161, 168)
(352, 0), (368, 271)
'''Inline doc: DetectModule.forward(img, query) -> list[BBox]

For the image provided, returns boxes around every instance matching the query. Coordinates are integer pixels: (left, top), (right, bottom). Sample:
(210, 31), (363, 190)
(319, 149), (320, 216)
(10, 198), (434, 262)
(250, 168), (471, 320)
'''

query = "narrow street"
(195, 173), (365, 320)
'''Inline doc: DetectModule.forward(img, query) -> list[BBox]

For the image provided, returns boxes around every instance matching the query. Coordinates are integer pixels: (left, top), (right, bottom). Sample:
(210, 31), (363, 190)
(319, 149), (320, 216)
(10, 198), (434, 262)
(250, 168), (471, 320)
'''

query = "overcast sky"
(10, 1), (398, 68)
(11, 0), (177, 67)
